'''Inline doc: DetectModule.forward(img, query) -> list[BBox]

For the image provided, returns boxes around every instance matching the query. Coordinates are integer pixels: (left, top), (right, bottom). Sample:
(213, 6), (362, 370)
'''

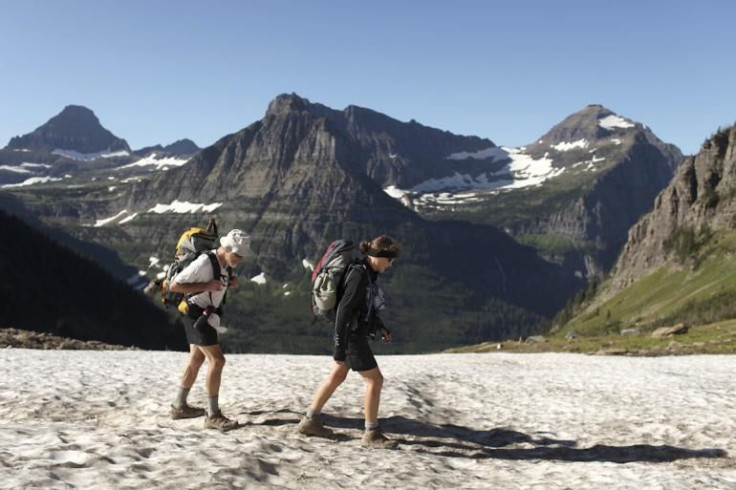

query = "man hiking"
(168, 228), (251, 432)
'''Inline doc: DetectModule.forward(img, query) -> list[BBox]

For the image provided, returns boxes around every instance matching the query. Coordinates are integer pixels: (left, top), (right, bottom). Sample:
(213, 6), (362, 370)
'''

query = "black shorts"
(182, 312), (218, 347)
(346, 334), (377, 372)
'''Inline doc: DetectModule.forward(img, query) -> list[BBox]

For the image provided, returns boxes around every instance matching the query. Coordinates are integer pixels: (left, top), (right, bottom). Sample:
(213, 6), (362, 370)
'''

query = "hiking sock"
(207, 396), (219, 417)
(365, 421), (379, 431)
(174, 387), (190, 409)
(306, 408), (320, 419)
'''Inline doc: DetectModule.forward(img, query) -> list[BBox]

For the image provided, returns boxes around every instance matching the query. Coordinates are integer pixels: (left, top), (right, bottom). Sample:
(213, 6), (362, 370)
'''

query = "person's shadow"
(242, 409), (728, 463)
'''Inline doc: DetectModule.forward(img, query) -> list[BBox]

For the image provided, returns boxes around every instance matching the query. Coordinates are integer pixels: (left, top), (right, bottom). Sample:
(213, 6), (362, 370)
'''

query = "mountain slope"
(1, 95), (584, 352)
(389, 105), (683, 277)
(0, 208), (185, 350)
(559, 124), (736, 335)
(6, 105), (130, 154)
(0, 107), (198, 187)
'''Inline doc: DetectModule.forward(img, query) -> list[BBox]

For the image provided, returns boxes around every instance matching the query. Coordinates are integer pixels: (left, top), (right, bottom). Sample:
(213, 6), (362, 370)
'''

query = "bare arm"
(169, 279), (222, 295)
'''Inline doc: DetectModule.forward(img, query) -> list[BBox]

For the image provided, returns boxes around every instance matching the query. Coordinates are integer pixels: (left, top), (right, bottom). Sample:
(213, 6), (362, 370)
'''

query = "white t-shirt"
(173, 252), (229, 309)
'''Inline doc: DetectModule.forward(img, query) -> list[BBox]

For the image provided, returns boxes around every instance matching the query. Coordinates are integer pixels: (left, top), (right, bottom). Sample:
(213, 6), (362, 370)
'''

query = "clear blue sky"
(2, 0), (734, 155)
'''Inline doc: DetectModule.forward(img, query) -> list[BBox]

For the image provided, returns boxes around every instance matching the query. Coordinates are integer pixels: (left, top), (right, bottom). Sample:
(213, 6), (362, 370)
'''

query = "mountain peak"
(265, 93), (312, 117)
(164, 138), (199, 154)
(5, 105), (130, 154)
(533, 105), (639, 147)
(58, 104), (98, 119)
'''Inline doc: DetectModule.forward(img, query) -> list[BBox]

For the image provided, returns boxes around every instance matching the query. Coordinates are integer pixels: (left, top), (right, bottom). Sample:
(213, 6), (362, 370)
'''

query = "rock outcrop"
(611, 125), (736, 291)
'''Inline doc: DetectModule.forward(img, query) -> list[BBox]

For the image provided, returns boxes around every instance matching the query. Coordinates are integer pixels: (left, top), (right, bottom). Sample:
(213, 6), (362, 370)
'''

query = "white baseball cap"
(220, 229), (252, 256)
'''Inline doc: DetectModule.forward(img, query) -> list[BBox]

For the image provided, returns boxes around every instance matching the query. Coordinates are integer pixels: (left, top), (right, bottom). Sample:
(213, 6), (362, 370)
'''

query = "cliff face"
(108, 94), (580, 316)
(612, 125), (736, 290)
(521, 130), (681, 273)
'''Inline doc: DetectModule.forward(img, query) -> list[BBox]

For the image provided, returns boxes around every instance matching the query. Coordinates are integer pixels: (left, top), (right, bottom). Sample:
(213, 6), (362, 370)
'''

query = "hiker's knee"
(189, 352), (205, 369)
(364, 372), (383, 390)
(211, 353), (226, 370)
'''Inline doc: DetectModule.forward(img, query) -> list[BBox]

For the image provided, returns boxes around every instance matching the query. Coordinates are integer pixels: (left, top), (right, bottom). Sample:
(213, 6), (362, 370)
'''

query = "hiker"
(298, 235), (401, 448)
(168, 229), (251, 432)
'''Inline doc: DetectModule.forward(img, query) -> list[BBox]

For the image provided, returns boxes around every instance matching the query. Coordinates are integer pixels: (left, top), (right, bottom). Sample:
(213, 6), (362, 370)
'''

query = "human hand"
(380, 329), (392, 344)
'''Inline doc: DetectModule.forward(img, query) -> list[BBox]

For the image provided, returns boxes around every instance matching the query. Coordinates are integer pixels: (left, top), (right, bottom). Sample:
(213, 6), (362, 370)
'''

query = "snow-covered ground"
(1, 350), (734, 489)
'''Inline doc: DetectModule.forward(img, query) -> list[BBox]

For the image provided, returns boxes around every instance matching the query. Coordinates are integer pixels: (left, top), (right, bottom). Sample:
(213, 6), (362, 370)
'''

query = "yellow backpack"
(159, 218), (219, 307)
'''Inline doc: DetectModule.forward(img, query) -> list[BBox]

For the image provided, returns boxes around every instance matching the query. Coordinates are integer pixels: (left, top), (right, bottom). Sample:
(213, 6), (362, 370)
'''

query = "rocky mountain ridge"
(0, 95), (690, 351)
(394, 105), (684, 278)
(611, 124), (736, 292)
(0, 107), (197, 187)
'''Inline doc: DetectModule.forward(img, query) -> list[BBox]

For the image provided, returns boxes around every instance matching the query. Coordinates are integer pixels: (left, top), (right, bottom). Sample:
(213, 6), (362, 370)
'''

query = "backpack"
(159, 218), (220, 307)
(311, 239), (357, 320)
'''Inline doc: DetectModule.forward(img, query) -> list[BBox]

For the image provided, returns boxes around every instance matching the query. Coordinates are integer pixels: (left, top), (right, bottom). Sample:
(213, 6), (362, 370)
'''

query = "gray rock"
(525, 335), (547, 344)
(651, 323), (689, 338)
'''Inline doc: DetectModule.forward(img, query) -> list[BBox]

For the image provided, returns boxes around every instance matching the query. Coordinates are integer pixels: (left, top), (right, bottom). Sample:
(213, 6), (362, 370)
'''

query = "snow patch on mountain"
(552, 139), (589, 152)
(384, 147), (564, 204)
(1, 176), (62, 188)
(599, 115), (635, 130)
(0, 165), (32, 174)
(148, 200), (223, 214)
(118, 153), (190, 171)
(94, 210), (129, 227)
(52, 149), (131, 161)
(250, 272), (267, 285)
(447, 147), (509, 161)
(302, 259), (315, 271)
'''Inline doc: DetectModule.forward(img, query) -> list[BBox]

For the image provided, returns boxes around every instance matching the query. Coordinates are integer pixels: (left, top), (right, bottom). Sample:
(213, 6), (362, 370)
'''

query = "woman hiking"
(297, 235), (401, 449)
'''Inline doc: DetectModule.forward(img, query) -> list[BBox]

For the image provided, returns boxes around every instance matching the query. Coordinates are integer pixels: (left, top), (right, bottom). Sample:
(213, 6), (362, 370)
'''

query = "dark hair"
(359, 235), (402, 260)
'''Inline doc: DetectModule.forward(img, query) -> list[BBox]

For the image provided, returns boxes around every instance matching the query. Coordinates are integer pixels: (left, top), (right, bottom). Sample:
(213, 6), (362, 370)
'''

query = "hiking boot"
(362, 428), (398, 449)
(204, 411), (239, 432)
(170, 403), (206, 420)
(296, 415), (334, 438)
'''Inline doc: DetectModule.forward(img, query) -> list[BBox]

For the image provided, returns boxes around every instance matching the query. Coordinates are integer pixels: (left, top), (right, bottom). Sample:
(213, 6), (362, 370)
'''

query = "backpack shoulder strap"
(205, 250), (221, 279)
(201, 250), (226, 307)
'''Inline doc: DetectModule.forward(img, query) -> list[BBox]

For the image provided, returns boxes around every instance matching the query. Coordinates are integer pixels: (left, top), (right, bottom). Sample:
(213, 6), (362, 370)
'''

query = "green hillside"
(560, 229), (736, 337)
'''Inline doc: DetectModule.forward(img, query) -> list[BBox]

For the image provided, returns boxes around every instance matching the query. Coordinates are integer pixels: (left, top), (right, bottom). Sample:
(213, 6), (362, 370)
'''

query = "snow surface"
(94, 210), (129, 227)
(385, 147), (564, 203)
(250, 272), (267, 285)
(52, 149), (130, 161)
(1, 350), (734, 489)
(148, 200), (223, 214)
(302, 258), (315, 271)
(119, 213), (137, 224)
(1, 176), (62, 188)
(599, 115), (635, 130)
(0, 165), (32, 174)
(117, 153), (190, 171)
(551, 139), (589, 152)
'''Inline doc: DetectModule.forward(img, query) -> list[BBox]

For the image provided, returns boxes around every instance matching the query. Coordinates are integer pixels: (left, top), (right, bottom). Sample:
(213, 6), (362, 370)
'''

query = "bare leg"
(180, 344), (205, 389)
(199, 344), (226, 397)
(309, 361), (349, 413)
(358, 367), (384, 425)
